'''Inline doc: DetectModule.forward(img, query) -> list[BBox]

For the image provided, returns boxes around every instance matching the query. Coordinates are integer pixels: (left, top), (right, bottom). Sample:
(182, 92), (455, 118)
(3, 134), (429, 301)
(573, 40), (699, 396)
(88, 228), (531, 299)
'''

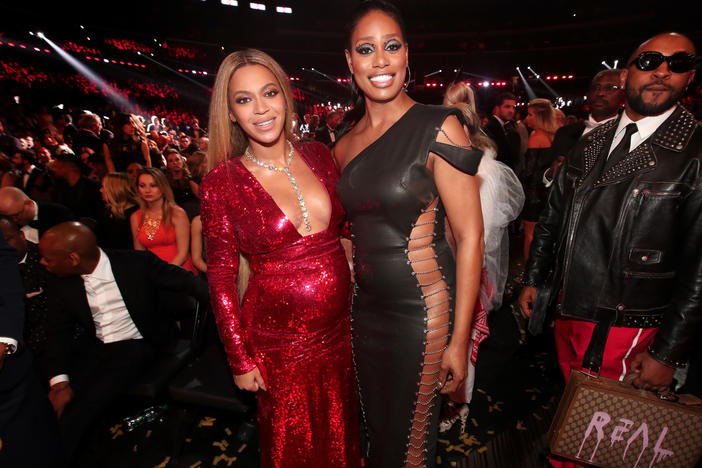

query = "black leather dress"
(338, 104), (482, 467)
(519, 146), (553, 222)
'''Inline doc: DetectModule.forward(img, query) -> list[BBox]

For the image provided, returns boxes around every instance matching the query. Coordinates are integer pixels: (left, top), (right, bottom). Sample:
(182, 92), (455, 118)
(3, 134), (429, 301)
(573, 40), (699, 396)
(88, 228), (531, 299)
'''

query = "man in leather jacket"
(519, 32), (699, 394)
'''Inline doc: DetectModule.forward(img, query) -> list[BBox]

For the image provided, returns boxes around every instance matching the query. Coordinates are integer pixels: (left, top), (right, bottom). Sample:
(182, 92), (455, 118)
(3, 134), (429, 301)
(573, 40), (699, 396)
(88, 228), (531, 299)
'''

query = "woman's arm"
(141, 140), (152, 168)
(103, 143), (116, 173)
(189, 179), (200, 198)
(190, 215), (207, 273)
(130, 211), (145, 250)
(170, 207), (191, 266)
(431, 116), (485, 394)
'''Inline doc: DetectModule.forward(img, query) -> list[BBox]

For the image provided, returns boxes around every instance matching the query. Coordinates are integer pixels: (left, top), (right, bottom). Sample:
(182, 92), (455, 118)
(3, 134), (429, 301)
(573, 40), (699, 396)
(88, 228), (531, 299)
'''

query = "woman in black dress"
(98, 172), (138, 249)
(334, 2), (485, 466)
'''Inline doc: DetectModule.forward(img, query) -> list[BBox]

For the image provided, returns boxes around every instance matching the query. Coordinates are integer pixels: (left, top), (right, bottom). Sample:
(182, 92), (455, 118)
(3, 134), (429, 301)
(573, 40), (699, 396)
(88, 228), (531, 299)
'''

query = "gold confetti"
(438, 439), (450, 445)
(436, 456), (442, 464)
(476, 388), (486, 394)
(133, 445), (138, 453)
(516, 421), (527, 431)
(212, 454), (237, 466)
(471, 418), (479, 427)
(525, 388), (541, 393)
(109, 423), (123, 435)
(238, 443), (247, 453)
(464, 435), (481, 446)
(199, 416), (216, 427)
(225, 427), (232, 436)
(154, 457), (170, 468)
(146, 429), (152, 438)
(533, 413), (543, 421)
(446, 445), (454, 452)
(487, 430), (495, 435)
(486, 395), (492, 402)
(478, 446), (488, 453)
(450, 462), (457, 467)
(212, 439), (229, 451)
(185, 438), (192, 443)
(488, 401), (503, 413)
(112, 429), (124, 440)
(189, 462), (202, 468)
(531, 395), (537, 401)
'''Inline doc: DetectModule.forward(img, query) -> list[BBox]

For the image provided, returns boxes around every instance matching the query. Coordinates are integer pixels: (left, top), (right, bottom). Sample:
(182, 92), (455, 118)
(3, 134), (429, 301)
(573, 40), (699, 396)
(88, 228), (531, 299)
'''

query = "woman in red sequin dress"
(200, 49), (360, 468)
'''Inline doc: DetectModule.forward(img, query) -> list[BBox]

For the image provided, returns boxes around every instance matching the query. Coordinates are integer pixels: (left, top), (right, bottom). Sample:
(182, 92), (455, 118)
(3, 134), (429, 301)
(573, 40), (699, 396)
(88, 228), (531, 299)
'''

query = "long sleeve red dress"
(200, 141), (360, 468)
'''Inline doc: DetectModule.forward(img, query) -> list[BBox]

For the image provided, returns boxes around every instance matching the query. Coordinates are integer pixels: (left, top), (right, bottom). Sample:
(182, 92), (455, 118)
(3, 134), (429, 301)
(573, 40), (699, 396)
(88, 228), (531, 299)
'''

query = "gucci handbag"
(548, 371), (702, 467)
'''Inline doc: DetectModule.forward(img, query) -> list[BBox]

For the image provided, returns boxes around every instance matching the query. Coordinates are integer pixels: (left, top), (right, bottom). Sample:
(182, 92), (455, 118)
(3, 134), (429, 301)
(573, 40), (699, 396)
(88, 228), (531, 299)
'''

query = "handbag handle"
(621, 373), (680, 402)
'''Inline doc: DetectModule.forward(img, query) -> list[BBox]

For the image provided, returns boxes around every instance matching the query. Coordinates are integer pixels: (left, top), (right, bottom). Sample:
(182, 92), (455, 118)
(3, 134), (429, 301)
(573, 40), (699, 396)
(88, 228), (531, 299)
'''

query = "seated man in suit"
(0, 215), (53, 374)
(39, 221), (209, 461)
(0, 186), (74, 243)
(0, 229), (60, 467)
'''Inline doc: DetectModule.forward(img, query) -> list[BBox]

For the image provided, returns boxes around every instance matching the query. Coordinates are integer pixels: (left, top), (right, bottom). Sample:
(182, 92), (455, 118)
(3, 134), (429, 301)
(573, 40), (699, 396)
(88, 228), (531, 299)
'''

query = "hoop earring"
(404, 66), (411, 89)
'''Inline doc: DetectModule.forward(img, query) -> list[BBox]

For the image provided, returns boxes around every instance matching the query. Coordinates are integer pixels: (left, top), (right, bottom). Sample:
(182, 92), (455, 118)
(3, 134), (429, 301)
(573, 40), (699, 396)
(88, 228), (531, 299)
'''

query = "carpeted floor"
(76, 238), (566, 468)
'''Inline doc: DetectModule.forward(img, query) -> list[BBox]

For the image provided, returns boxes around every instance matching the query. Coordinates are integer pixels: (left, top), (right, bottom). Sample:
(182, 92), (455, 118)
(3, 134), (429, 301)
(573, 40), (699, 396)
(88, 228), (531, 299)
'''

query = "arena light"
(276, 6), (292, 13)
(36, 32), (135, 112)
(601, 60), (612, 69)
(613, 60), (619, 68)
(221, 0), (238, 4)
(516, 66), (536, 100)
(250, 2), (266, 10)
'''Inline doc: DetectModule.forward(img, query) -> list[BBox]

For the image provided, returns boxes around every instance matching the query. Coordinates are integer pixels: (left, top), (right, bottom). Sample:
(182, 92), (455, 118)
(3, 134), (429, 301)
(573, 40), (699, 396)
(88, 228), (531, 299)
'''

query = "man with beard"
(544, 69), (626, 185)
(519, 32), (699, 397)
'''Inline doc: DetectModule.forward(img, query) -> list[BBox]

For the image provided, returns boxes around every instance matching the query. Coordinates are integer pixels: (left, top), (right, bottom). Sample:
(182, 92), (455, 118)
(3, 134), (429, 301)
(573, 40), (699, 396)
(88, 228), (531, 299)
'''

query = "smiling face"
(227, 64), (287, 147)
(622, 33), (696, 119)
(345, 9), (408, 104)
(137, 173), (163, 203)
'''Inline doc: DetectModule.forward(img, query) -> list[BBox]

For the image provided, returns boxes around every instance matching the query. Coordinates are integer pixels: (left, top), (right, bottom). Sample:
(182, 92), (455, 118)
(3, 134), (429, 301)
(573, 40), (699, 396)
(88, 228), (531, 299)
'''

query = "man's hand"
(48, 381), (74, 419)
(0, 342), (7, 371)
(519, 286), (537, 319)
(630, 351), (675, 393)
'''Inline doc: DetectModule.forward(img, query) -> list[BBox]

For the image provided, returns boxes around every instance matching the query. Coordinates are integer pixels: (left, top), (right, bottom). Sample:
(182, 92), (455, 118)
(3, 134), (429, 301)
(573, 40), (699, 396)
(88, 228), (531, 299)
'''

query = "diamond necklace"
(245, 140), (311, 233)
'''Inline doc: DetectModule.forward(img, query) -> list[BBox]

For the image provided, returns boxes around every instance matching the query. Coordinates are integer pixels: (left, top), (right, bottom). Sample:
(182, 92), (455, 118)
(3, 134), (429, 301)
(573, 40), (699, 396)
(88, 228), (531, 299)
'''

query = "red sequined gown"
(200, 142), (361, 468)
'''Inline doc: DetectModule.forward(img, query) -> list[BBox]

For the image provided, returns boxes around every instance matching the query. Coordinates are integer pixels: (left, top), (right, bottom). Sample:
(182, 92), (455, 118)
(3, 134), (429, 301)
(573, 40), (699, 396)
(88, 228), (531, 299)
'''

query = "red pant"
(550, 318), (658, 467)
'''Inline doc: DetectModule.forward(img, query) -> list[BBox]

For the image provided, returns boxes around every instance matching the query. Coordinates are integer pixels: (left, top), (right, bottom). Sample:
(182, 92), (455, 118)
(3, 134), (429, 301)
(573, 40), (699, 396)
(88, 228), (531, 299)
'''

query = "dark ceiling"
(1, 0), (700, 113)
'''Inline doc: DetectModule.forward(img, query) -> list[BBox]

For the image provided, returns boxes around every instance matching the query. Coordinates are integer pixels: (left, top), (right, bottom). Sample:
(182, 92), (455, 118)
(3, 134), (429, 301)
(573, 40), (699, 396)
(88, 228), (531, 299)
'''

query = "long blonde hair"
(136, 167), (176, 227)
(528, 98), (559, 138)
(207, 49), (295, 172)
(443, 83), (496, 153)
(102, 172), (137, 219)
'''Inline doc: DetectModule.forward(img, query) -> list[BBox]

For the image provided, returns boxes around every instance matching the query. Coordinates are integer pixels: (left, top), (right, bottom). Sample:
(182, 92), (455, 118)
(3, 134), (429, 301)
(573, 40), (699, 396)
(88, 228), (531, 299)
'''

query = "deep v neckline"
(339, 103), (419, 177)
(237, 144), (333, 238)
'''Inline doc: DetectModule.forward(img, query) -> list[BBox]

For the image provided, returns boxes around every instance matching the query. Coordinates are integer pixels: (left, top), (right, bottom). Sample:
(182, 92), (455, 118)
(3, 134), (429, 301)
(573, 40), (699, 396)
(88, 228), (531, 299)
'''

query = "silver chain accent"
(245, 140), (312, 232)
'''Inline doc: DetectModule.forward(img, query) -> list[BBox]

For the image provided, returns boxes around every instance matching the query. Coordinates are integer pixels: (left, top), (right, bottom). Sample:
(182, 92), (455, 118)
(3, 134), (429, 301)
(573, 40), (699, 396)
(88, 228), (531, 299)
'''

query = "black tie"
(603, 123), (638, 174)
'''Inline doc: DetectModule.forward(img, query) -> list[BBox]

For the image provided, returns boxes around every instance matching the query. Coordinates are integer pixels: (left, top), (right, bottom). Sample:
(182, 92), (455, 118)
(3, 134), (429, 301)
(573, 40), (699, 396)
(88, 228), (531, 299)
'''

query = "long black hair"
(340, 0), (407, 132)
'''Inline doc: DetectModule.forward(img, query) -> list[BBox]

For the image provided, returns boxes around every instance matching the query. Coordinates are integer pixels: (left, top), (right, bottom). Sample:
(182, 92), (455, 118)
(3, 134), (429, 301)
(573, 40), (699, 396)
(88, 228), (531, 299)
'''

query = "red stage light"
(8, 42), (15, 47)
(561, 75), (567, 79)
(44, 49), (50, 53)
(477, 82), (483, 86)
(20, 44), (27, 49)
(568, 75), (573, 79)
(553, 76), (558, 80)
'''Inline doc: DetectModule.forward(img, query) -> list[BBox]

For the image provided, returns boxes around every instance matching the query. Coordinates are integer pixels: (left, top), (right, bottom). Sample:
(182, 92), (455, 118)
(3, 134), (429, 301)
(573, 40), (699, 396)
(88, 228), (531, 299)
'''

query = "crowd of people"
(0, 1), (701, 467)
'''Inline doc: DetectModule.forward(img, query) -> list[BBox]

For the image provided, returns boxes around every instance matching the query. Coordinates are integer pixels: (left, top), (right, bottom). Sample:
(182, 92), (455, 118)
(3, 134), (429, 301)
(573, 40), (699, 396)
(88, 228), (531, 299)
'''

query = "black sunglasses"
(628, 51), (696, 73)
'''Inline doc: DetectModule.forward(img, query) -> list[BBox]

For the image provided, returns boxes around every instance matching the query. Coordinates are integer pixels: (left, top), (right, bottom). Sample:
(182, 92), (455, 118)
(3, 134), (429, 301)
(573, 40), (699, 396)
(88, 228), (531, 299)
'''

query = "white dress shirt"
(20, 200), (39, 244)
(50, 249), (142, 386)
(607, 106), (676, 157)
(582, 114), (618, 136)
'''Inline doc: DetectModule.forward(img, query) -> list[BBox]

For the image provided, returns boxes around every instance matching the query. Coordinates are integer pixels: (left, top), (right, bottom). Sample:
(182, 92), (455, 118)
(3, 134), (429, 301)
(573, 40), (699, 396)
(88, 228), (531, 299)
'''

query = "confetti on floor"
(154, 456), (170, 468)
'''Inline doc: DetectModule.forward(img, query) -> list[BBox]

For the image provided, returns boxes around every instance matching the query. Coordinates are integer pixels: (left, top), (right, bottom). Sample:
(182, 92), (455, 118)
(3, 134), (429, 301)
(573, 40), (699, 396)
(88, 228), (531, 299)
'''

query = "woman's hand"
(234, 367), (268, 392)
(439, 341), (468, 394)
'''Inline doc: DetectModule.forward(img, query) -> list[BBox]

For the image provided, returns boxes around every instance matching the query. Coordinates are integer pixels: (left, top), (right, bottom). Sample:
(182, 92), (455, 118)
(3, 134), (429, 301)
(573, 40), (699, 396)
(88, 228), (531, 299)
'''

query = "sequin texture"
(200, 141), (361, 468)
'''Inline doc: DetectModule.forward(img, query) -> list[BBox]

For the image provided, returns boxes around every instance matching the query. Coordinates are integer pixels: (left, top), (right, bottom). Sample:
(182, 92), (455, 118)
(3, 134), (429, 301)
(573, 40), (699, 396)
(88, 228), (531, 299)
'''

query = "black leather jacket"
(524, 105), (702, 369)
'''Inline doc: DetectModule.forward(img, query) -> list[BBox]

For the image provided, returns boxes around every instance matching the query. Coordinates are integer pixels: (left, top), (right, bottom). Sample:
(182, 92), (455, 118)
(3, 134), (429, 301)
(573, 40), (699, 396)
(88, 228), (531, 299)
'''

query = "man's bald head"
(629, 32), (696, 64)
(0, 187), (35, 226)
(622, 32), (697, 120)
(39, 221), (99, 276)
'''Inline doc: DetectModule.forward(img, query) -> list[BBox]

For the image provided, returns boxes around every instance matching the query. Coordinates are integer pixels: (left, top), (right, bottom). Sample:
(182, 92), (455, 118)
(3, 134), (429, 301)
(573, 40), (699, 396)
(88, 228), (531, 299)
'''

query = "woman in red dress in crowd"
(199, 49), (360, 468)
(130, 167), (197, 274)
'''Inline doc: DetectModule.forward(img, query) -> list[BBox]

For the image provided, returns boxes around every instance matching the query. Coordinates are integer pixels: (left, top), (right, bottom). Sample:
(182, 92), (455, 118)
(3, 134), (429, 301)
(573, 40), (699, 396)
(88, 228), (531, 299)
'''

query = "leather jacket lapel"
(594, 140), (657, 186)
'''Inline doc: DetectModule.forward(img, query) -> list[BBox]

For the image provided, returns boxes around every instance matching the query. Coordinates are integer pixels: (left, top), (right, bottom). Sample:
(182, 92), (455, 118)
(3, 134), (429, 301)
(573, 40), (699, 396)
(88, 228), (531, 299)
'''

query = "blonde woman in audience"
(98, 172), (139, 249)
(130, 167), (197, 273)
(520, 98), (559, 261)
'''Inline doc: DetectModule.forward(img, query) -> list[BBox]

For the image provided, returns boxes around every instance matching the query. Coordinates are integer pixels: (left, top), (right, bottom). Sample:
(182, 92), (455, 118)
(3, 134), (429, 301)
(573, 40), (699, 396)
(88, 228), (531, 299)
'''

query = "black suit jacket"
(0, 232), (31, 396)
(35, 201), (74, 237)
(315, 126), (337, 147)
(45, 249), (209, 379)
(550, 121), (587, 160)
(483, 115), (516, 167)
